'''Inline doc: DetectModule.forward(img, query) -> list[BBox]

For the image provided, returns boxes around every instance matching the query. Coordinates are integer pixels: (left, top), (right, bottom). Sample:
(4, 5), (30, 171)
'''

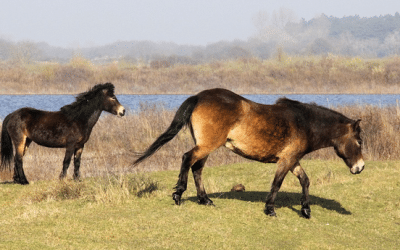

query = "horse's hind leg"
(191, 156), (213, 205)
(13, 139), (29, 185)
(172, 151), (194, 205)
(59, 146), (74, 180)
(173, 146), (211, 205)
(290, 162), (311, 218)
(72, 147), (83, 181)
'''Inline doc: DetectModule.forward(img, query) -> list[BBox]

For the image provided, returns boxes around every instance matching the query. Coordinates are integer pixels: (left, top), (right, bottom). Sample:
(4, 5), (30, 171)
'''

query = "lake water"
(0, 94), (399, 118)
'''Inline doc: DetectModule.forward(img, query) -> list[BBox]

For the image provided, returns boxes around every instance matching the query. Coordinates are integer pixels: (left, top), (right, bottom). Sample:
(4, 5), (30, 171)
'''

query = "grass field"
(0, 160), (399, 249)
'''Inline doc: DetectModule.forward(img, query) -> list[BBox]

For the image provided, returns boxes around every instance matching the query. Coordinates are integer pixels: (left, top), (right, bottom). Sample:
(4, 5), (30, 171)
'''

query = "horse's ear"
(353, 119), (361, 131)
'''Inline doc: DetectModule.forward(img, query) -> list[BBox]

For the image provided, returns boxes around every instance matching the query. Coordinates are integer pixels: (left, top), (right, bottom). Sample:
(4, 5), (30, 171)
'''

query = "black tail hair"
(1, 115), (13, 172)
(133, 95), (199, 166)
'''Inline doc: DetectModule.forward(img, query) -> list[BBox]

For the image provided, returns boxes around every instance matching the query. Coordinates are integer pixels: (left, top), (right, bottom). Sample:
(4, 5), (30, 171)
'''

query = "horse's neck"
(309, 120), (341, 150)
(86, 109), (102, 129)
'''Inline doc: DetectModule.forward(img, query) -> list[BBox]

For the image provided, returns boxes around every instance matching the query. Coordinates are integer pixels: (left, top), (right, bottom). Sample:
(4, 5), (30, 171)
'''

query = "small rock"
(231, 183), (245, 192)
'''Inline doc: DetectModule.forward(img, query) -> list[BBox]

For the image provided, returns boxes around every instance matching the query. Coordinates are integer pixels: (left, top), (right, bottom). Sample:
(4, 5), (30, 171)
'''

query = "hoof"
(264, 206), (276, 217)
(198, 198), (215, 206)
(14, 179), (29, 185)
(301, 208), (311, 219)
(73, 177), (82, 182)
(172, 193), (181, 205)
(73, 174), (81, 181)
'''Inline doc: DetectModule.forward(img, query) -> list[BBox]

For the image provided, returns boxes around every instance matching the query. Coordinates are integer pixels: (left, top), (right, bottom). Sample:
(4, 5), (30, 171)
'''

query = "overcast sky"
(0, 0), (399, 48)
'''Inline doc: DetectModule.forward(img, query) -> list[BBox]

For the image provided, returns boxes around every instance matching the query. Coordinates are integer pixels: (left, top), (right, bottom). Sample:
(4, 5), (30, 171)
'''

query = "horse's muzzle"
(117, 107), (126, 117)
(350, 159), (364, 174)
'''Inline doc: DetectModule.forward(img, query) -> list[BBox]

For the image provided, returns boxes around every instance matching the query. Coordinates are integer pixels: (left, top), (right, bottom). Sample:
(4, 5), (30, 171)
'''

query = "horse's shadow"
(0, 181), (16, 185)
(186, 191), (351, 216)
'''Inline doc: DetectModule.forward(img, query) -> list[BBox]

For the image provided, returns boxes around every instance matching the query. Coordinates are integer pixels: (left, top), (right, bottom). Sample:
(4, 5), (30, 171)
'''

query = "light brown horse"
(1, 83), (125, 184)
(133, 88), (364, 218)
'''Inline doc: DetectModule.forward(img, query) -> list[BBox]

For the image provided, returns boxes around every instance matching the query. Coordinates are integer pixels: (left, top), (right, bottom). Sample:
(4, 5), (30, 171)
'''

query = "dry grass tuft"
(17, 173), (160, 205)
(91, 173), (159, 204)
(20, 180), (86, 204)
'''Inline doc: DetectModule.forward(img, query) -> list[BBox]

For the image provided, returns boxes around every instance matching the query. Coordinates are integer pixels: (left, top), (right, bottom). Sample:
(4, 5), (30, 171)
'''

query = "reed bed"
(1, 104), (399, 183)
(1, 55), (400, 95)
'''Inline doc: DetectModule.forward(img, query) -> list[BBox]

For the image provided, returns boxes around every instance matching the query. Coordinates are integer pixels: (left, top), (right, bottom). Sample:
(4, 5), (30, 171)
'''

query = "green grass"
(1, 160), (399, 249)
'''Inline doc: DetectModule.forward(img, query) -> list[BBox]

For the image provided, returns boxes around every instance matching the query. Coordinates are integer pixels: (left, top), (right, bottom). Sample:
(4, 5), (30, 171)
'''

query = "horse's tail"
(1, 115), (13, 172)
(133, 95), (199, 166)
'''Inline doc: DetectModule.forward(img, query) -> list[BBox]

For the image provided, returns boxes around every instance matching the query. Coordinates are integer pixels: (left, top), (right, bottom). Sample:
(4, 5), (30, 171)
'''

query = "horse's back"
(7, 107), (65, 128)
(4, 107), (41, 129)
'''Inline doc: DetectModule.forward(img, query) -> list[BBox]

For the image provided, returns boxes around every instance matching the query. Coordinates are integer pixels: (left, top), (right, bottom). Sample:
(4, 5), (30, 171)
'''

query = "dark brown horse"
(1, 83), (125, 184)
(133, 88), (364, 218)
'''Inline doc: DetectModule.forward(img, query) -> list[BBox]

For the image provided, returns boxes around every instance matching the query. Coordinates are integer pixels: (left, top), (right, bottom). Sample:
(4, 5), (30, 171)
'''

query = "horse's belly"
(29, 128), (83, 148)
(224, 139), (280, 163)
(29, 132), (73, 148)
(34, 139), (66, 148)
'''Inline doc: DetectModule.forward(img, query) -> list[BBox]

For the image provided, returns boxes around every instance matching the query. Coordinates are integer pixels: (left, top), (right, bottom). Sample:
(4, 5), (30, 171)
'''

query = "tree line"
(0, 12), (399, 65)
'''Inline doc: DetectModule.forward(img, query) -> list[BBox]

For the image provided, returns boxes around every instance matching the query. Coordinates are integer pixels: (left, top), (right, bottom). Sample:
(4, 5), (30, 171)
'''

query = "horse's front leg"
(265, 158), (293, 217)
(59, 147), (74, 180)
(290, 162), (311, 219)
(73, 147), (84, 181)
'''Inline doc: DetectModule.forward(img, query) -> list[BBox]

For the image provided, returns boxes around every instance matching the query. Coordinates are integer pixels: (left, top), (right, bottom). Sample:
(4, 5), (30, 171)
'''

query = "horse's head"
(333, 119), (364, 174)
(102, 85), (125, 117)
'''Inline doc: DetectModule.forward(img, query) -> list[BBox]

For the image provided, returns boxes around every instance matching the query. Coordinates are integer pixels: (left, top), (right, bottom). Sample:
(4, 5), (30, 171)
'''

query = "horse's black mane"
(275, 97), (352, 123)
(60, 83), (115, 121)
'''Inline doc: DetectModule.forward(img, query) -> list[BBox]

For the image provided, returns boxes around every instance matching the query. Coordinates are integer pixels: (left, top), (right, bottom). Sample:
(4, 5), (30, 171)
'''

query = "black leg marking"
(60, 147), (74, 180)
(291, 163), (311, 219)
(191, 156), (214, 206)
(173, 151), (193, 205)
(73, 147), (83, 181)
(265, 159), (293, 217)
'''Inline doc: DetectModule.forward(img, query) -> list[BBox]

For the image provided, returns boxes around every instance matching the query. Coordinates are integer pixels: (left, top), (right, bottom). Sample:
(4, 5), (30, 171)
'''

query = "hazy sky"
(0, 0), (399, 48)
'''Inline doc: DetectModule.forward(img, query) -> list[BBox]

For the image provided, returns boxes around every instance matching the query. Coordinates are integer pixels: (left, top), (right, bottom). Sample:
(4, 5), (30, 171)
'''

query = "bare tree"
(252, 8), (298, 46)
(383, 31), (400, 55)
(10, 41), (42, 64)
(253, 10), (270, 35)
(271, 7), (298, 30)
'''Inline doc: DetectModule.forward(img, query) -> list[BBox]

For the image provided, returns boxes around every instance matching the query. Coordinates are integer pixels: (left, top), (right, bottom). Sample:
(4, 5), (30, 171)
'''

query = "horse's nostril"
(351, 165), (364, 174)
(120, 109), (125, 116)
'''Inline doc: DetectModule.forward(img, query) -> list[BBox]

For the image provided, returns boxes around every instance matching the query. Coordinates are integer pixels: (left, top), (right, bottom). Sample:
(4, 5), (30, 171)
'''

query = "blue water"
(0, 94), (399, 118)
